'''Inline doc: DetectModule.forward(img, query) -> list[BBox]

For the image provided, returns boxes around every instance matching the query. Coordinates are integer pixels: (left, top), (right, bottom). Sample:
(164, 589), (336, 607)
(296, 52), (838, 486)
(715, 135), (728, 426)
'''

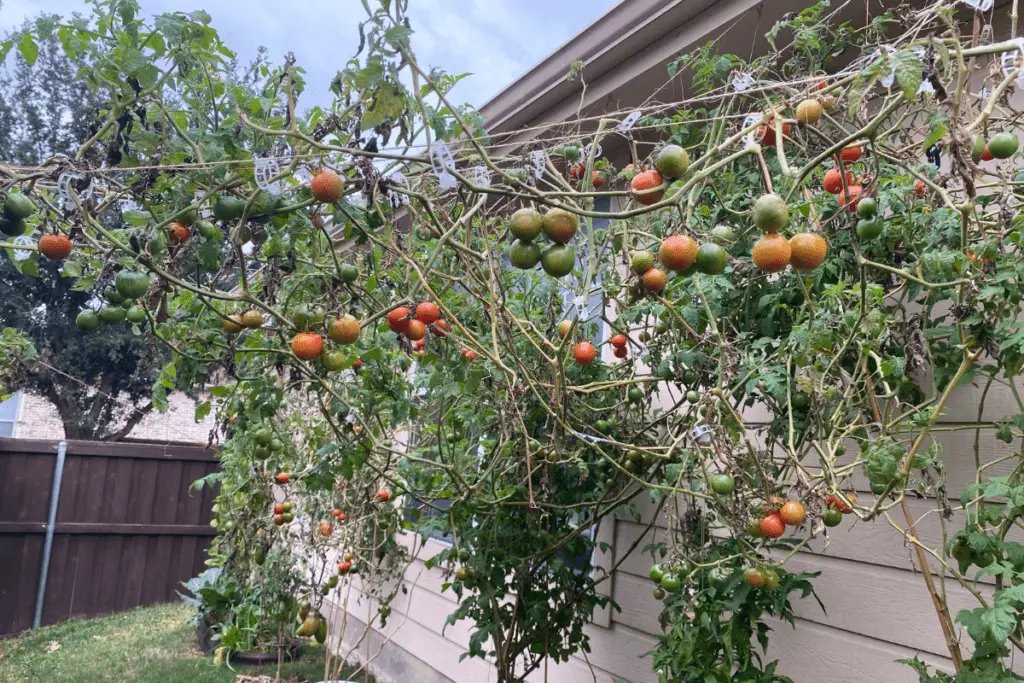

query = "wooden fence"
(0, 438), (219, 636)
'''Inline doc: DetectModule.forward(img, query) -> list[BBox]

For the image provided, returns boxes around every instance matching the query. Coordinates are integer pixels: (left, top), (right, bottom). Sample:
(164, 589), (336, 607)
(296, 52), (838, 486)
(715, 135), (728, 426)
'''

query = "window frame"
(0, 392), (23, 438)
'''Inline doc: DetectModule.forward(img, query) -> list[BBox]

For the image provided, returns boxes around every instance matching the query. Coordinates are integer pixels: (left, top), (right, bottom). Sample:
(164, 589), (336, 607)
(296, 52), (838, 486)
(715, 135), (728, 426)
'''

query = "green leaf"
(0, 39), (14, 67)
(865, 448), (898, 484)
(893, 51), (923, 101)
(955, 588), (1020, 653)
(18, 34), (38, 66)
(208, 385), (231, 398)
(923, 113), (948, 149)
(996, 422), (1014, 443)
(136, 64), (159, 90)
(384, 25), (412, 50)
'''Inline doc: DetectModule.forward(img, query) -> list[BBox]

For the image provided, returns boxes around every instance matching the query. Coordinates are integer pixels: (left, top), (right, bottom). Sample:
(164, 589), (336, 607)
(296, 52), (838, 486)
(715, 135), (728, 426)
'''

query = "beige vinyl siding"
(323, 532), (648, 683)
(325, 0), (1024, 678)
(325, 311), (1024, 682)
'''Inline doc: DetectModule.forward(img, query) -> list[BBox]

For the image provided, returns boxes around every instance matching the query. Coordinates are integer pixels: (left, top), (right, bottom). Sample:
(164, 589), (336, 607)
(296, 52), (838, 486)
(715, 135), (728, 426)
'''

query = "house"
(326, 1), (1024, 682)
(0, 391), (215, 444)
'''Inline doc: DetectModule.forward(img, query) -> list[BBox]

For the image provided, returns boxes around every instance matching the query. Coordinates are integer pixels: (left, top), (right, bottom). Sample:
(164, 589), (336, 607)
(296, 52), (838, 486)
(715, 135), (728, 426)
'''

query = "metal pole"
(33, 440), (67, 630)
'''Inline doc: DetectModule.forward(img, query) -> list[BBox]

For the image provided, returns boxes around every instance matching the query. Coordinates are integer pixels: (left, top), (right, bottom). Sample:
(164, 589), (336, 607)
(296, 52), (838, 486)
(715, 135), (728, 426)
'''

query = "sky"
(0, 0), (620, 109)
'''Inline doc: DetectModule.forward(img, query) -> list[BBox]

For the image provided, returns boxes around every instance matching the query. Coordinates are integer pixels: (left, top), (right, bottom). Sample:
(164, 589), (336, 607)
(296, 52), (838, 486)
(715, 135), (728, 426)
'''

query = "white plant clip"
(618, 111), (642, 133)
(1000, 38), (1024, 86)
(254, 157), (283, 195)
(581, 142), (603, 160)
(731, 71), (755, 92)
(959, 0), (993, 11)
(11, 235), (33, 261)
(576, 431), (611, 445)
(528, 150), (547, 179)
(877, 45), (896, 88)
(57, 172), (93, 208)
(691, 424), (713, 445)
(429, 141), (457, 190)
(573, 294), (587, 318)
(468, 165), (491, 189)
(742, 113), (762, 148)
(388, 172), (410, 207)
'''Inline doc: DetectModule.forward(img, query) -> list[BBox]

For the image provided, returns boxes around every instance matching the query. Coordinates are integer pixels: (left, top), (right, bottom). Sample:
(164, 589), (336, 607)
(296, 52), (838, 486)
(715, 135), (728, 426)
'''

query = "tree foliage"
(0, 21), (166, 439)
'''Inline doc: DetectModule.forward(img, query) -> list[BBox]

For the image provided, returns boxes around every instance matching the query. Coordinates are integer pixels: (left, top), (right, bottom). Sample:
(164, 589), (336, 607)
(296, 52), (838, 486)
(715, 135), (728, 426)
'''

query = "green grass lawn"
(0, 602), (371, 683)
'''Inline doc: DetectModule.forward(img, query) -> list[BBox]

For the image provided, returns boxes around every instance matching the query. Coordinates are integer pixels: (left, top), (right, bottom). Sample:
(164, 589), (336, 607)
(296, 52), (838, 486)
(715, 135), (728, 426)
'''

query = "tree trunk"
(60, 418), (94, 441)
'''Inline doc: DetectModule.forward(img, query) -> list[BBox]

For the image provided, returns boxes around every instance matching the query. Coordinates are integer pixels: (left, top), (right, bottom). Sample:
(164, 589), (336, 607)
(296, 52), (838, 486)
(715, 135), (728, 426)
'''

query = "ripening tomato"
(759, 513), (786, 538)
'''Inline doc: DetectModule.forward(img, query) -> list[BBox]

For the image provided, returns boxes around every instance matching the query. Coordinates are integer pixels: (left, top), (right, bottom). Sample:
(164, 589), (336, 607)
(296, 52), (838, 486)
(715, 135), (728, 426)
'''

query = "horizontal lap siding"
(604, 370), (1024, 681)
(0, 439), (217, 635)
(330, 535), (651, 683)
(338, 376), (1024, 681)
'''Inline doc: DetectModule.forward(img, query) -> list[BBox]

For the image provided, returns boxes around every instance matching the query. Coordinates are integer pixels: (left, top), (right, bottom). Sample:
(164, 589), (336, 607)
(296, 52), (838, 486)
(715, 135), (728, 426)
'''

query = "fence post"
(33, 440), (67, 629)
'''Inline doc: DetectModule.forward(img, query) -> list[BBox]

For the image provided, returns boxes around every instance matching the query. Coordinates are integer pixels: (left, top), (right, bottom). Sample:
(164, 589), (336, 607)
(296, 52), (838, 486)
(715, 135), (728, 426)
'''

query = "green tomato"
(99, 306), (126, 324)
(660, 573), (682, 593)
(708, 567), (730, 588)
(710, 474), (735, 495)
(821, 507), (843, 527)
(125, 305), (147, 324)
(76, 310), (101, 331)
(856, 196), (878, 218)
(973, 551), (995, 569)
(338, 263), (359, 283)
(148, 230), (168, 257)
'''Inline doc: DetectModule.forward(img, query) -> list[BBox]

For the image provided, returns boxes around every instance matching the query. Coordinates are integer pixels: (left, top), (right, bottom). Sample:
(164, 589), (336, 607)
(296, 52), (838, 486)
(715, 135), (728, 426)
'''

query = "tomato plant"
(4, 0), (1024, 682)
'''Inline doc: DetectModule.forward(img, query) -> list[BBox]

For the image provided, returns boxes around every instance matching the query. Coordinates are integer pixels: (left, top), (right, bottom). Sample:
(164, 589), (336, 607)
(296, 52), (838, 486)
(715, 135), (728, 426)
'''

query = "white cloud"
(1, 0), (620, 109)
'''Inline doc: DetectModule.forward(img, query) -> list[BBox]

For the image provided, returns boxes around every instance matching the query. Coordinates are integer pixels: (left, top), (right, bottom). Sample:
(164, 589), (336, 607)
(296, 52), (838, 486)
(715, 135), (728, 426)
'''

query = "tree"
(0, 256), (167, 439)
(0, 22), (274, 440)
(5, 1), (1024, 682)
(0, 26), (169, 440)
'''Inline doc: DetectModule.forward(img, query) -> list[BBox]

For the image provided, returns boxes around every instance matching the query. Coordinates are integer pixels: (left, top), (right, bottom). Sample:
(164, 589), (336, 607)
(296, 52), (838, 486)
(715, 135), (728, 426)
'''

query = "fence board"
(0, 438), (218, 636)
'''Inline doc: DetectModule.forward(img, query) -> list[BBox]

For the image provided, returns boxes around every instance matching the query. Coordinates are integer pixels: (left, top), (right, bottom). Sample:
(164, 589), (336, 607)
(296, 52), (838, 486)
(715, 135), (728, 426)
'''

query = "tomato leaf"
(17, 33), (38, 65)
(893, 51), (923, 101)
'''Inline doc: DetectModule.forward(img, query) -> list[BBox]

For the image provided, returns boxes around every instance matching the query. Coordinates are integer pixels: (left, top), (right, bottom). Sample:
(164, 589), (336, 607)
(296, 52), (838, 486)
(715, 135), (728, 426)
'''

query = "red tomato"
(758, 513), (786, 539)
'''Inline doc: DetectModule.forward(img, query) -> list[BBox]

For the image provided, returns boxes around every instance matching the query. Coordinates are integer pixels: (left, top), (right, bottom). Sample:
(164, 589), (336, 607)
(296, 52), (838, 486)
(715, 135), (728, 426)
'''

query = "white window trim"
(0, 392), (23, 438)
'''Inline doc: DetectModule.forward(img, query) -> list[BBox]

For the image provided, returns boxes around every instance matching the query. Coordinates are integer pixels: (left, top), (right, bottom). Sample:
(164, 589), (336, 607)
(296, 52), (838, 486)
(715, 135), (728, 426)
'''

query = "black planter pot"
(196, 614), (302, 664)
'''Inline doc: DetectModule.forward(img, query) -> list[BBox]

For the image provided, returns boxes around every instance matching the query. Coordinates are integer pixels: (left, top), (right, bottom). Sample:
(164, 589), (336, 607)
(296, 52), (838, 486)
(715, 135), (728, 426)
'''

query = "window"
(0, 392), (21, 437)
(402, 424), (455, 544)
